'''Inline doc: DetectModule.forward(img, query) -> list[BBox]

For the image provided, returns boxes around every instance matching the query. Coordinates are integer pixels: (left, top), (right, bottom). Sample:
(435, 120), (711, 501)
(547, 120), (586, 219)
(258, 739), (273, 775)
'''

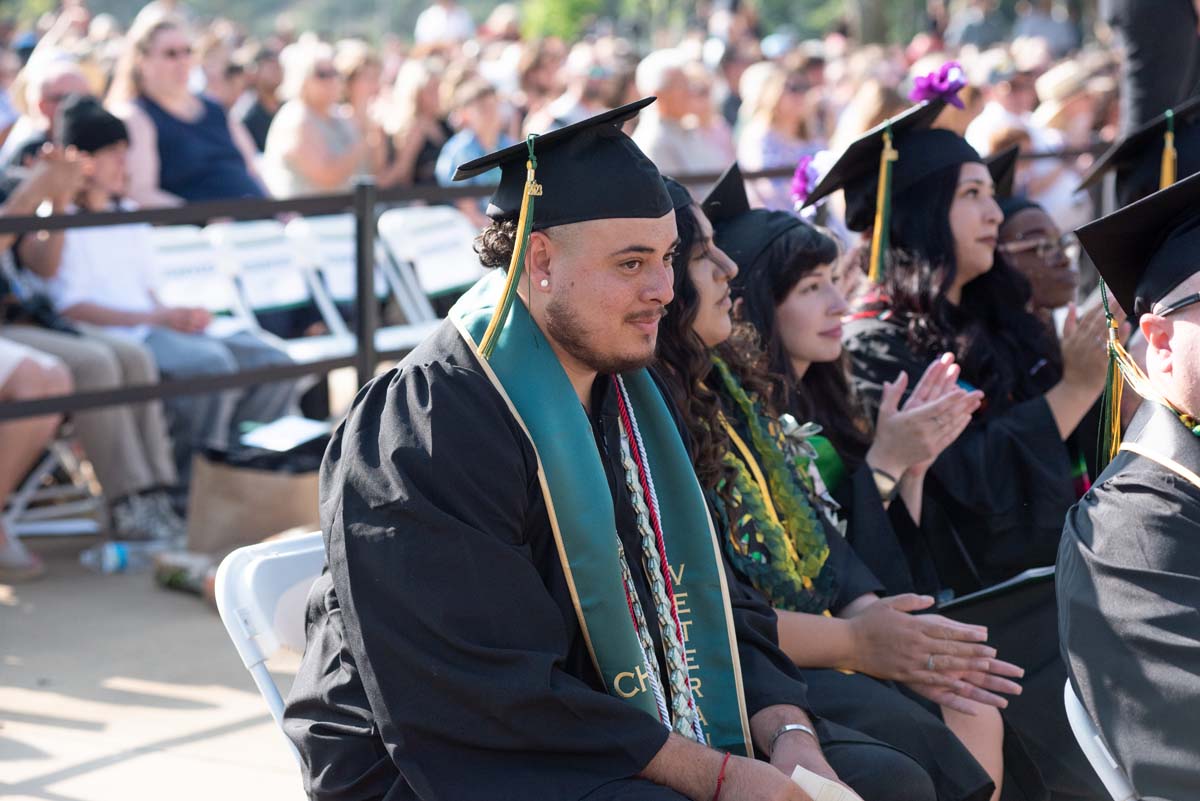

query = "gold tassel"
(479, 141), (542, 359)
(1161, 109), (1177, 190)
(867, 126), (899, 284)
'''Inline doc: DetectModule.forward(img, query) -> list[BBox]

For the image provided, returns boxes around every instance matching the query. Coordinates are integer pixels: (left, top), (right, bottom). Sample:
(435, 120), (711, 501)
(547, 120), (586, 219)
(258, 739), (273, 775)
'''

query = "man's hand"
(28, 145), (86, 208)
(721, 755), (816, 801)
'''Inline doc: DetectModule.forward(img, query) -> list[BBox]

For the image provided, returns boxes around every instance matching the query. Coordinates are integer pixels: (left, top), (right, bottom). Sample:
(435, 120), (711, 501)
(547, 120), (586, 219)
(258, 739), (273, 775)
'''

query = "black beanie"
(56, 94), (129, 154)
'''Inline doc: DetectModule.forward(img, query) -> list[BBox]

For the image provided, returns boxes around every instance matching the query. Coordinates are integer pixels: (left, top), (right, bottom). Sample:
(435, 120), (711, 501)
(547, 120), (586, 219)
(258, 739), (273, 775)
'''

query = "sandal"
(0, 534), (46, 582)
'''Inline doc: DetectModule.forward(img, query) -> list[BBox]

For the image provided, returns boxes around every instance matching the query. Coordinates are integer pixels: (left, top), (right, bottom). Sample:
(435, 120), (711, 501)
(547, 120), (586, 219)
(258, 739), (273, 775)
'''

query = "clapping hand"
(868, 354), (983, 480)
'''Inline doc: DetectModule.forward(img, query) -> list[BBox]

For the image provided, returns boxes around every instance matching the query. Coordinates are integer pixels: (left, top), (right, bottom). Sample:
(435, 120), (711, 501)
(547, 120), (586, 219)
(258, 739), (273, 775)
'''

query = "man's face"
(1144, 272), (1200, 418)
(536, 212), (678, 376)
(87, 141), (129, 196)
(39, 72), (90, 129)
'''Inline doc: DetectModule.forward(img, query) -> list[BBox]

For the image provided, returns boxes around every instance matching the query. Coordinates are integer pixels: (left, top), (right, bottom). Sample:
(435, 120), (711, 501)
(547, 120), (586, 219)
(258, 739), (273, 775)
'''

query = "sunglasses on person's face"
(312, 68), (340, 80)
(155, 45), (193, 60)
(784, 81), (810, 94)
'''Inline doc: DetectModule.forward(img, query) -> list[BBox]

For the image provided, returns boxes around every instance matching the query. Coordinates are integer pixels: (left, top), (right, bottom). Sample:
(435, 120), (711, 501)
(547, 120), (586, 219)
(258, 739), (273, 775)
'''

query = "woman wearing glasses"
(735, 61), (820, 210)
(261, 39), (369, 198)
(106, 15), (266, 206)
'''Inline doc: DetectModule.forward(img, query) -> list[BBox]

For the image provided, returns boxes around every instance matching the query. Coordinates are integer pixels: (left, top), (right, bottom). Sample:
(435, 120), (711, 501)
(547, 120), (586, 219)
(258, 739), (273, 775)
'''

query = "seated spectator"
(736, 61), (820, 210)
(195, 31), (247, 111)
(381, 58), (451, 188)
(413, 0), (475, 46)
(964, 59), (1038, 155)
(0, 339), (71, 580)
(20, 96), (296, 481)
(630, 49), (729, 177)
(336, 39), (394, 187)
(232, 43), (282, 153)
(106, 16), (265, 206)
(523, 43), (613, 133)
(434, 78), (514, 228)
(262, 39), (367, 198)
(0, 59), (90, 167)
(2, 144), (184, 541)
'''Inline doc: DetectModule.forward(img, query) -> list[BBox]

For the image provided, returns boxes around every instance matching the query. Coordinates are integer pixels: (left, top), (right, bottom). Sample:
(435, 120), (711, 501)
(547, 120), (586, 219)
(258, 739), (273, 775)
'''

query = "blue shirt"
(435, 129), (515, 211)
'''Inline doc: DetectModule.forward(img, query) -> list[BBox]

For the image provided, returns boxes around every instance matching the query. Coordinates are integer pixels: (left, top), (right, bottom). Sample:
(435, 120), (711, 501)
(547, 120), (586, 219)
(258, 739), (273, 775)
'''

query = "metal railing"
(0, 151), (1090, 423)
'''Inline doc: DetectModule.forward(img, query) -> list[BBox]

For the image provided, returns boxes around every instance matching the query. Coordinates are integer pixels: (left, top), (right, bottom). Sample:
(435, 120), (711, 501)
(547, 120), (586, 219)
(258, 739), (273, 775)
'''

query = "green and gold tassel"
(479, 135), (542, 359)
(867, 123), (899, 284)
(1161, 109), (1178, 190)
(1096, 281), (1161, 469)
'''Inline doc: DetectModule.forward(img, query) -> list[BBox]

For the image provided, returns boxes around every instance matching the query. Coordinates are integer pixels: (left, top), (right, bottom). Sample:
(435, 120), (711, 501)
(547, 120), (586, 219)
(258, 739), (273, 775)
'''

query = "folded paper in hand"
(791, 765), (866, 801)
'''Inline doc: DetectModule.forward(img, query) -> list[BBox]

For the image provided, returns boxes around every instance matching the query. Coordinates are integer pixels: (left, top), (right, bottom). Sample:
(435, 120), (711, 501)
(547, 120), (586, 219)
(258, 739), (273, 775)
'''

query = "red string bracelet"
(712, 752), (732, 801)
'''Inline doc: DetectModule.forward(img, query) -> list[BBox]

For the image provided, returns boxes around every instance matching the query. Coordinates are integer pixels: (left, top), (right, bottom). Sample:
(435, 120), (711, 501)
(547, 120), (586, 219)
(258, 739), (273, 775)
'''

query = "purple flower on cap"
(791, 154), (819, 209)
(909, 61), (967, 109)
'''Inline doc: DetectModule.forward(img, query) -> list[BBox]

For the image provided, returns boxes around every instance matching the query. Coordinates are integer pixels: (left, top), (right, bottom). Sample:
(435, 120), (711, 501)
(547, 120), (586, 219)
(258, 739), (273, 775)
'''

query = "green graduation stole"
(450, 271), (752, 754)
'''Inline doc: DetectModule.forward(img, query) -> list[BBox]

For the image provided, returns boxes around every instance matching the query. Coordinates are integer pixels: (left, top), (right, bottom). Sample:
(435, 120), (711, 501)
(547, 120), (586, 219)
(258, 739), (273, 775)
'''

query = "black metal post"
(353, 178), (378, 388)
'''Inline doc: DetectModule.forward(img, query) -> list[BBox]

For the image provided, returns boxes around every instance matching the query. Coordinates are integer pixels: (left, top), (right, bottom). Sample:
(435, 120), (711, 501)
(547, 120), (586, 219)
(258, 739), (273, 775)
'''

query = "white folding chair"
(284, 215), (439, 355)
(4, 435), (103, 538)
(215, 530), (326, 768)
(376, 205), (485, 300)
(1063, 680), (1139, 801)
(149, 225), (259, 340)
(205, 220), (355, 364)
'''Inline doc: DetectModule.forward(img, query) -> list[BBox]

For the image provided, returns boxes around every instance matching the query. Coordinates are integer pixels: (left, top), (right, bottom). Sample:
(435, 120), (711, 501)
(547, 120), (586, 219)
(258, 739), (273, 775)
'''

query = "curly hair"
(473, 218), (518, 269)
(654, 202), (775, 501)
(735, 223), (874, 469)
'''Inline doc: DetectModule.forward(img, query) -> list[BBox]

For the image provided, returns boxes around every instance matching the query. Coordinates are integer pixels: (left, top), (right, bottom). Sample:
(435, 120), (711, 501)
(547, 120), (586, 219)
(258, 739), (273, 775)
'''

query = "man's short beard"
(544, 295), (655, 375)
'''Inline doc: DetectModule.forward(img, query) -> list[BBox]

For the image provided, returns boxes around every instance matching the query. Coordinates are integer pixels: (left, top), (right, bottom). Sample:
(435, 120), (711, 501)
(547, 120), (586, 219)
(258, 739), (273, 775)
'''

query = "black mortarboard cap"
(987, 144), (1021, 199)
(802, 100), (981, 231)
(1076, 95), (1200, 207)
(663, 175), (693, 212)
(701, 162), (752, 223)
(1076, 169), (1200, 318)
(700, 161), (805, 287)
(453, 97), (672, 228)
(57, 94), (128, 154)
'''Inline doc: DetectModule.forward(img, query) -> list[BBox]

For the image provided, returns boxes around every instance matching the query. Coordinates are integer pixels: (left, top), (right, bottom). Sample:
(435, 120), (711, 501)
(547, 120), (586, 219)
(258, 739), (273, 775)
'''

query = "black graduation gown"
(283, 322), (938, 801)
(842, 317), (1107, 801)
(714, 401), (995, 801)
(1058, 401), (1200, 801)
(843, 315), (1074, 594)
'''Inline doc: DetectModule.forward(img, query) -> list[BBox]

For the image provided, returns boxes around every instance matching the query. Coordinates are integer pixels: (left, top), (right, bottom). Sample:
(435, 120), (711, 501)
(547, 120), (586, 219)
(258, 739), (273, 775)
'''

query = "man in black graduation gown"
(283, 99), (940, 801)
(1059, 170), (1200, 800)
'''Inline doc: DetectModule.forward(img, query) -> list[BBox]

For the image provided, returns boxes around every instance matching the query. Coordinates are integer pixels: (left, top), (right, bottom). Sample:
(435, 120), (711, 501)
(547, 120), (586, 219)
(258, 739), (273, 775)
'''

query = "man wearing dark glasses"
(1058, 170), (1200, 799)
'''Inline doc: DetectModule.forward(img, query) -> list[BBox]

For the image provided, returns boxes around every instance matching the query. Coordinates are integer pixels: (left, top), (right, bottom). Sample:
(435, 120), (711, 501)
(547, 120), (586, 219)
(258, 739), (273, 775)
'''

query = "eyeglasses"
(312, 68), (340, 80)
(1155, 292), (1200, 317)
(997, 233), (1079, 261)
(784, 81), (810, 94)
(155, 45), (193, 60)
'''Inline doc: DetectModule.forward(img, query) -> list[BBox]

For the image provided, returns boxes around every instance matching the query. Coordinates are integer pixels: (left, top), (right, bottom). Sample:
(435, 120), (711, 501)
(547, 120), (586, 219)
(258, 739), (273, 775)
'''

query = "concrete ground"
(0, 536), (306, 801)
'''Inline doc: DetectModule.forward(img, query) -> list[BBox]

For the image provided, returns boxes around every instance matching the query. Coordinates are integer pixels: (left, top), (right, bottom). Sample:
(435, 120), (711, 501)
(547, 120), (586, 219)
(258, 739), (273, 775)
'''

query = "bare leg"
(0, 358), (71, 570)
(942, 702), (1003, 801)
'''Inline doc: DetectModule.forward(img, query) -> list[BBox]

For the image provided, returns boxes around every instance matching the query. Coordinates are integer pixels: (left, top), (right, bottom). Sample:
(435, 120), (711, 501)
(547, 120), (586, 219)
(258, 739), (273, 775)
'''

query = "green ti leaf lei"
(710, 355), (838, 614)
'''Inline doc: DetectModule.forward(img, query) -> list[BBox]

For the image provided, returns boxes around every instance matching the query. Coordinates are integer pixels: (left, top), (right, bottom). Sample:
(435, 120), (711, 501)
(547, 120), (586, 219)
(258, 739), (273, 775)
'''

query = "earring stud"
(539, 279), (549, 288)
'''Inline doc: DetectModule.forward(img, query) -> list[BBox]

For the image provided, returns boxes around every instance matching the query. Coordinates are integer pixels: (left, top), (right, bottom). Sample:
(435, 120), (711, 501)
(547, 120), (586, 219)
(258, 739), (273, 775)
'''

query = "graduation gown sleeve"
(844, 318), (1074, 590)
(316, 357), (670, 800)
(1058, 411), (1200, 800)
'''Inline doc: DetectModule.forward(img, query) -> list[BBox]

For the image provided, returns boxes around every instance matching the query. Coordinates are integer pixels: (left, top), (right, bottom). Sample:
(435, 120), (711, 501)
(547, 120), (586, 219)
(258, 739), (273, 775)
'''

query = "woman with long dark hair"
(804, 99), (1111, 799)
(654, 175), (1016, 801)
(705, 163), (983, 597)
(805, 104), (1110, 595)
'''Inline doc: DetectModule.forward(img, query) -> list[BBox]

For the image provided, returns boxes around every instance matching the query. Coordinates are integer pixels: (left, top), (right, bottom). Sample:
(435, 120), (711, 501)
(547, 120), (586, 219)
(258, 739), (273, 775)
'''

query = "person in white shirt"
(19, 95), (297, 480)
(631, 49), (731, 179)
(413, 0), (475, 46)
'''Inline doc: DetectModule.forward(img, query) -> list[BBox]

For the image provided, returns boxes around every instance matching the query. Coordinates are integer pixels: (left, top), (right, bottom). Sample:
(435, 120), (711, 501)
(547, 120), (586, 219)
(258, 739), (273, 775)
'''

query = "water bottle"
(79, 541), (166, 574)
